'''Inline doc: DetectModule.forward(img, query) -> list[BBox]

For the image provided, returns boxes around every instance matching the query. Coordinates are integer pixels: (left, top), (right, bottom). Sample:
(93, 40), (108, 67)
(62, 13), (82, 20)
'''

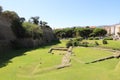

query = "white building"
(115, 24), (120, 35)
(103, 24), (120, 37)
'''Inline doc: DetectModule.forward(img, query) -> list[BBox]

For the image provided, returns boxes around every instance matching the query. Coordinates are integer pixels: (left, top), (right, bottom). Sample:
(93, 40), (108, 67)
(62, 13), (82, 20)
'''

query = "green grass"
(0, 40), (120, 80)
(85, 40), (120, 50)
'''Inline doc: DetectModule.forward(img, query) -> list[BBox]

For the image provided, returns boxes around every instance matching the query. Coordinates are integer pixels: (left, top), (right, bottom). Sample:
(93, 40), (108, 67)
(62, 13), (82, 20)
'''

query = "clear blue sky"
(0, 0), (120, 28)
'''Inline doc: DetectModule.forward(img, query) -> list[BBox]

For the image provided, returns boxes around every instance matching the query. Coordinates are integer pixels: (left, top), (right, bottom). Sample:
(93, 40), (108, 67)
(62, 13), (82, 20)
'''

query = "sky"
(0, 0), (120, 28)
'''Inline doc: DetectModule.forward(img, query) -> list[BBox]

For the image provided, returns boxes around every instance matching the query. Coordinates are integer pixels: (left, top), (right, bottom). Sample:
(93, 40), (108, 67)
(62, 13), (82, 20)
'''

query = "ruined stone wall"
(0, 16), (16, 40)
(15, 38), (44, 48)
(0, 40), (11, 53)
(0, 16), (57, 50)
(0, 16), (16, 52)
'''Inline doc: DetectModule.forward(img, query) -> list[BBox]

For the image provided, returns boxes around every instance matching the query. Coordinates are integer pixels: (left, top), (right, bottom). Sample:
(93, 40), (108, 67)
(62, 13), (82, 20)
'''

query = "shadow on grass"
(0, 41), (61, 68)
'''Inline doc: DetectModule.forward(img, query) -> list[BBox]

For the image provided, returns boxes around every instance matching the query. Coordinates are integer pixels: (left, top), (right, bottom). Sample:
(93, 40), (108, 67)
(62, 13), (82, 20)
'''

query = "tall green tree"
(79, 28), (93, 39)
(93, 28), (107, 37)
(23, 22), (43, 39)
(20, 17), (25, 23)
(29, 16), (39, 25)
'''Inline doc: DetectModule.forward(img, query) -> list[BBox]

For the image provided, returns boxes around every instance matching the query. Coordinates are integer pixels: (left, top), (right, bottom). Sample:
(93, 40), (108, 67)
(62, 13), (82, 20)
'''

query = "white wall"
(115, 25), (120, 35)
(111, 26), (115, 35)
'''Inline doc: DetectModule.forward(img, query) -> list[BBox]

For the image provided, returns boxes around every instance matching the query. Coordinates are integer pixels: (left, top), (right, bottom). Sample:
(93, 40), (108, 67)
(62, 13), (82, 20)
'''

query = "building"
(103, 24), (120, 37)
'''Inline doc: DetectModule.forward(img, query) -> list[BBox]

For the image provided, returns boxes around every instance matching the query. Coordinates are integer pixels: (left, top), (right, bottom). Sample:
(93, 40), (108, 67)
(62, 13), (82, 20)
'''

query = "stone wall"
(15, 26), (57, 48)
(0, 16), (16, 40)
(0, 16), (16, 52)
(0, 40), (11, 53)
(0, 16), (57, 51)
(15, 38), (44, 48)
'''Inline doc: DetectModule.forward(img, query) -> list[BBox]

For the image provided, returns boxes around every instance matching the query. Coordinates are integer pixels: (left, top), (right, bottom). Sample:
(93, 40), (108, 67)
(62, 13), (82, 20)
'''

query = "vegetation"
(84, 40), (120, 50)
(95, 41), (99, 46)
(54, 27), (107, 39)
(29, 16), (40, 25)
(103, 39), (108, 44)
(93, 28), (107, 37)
(23, 22), (43, 39)
(104, 36), (113, 40)
(65, 38), (99, 47)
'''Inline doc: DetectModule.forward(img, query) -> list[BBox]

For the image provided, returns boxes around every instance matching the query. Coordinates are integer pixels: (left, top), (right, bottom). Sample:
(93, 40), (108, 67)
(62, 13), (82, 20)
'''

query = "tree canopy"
(54, 27), (107, 39)
(22, 22), (43, 39)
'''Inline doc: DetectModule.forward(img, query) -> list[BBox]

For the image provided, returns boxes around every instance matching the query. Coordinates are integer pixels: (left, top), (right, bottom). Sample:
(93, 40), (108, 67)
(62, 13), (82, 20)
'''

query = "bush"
(104, 37), (113, 40)
(73, 41), (79, 46)
(88, 37), (94, 40)
(95, 41), (99, 46)
(88, 43), (96, 47)
(79, 42), (89, 47)
(66, 41), (73, 48)
(76, 37), (83, 41)
(23, 22), (43, 39)
(102, 39), (108, 44)
(94, 37), (99, 40)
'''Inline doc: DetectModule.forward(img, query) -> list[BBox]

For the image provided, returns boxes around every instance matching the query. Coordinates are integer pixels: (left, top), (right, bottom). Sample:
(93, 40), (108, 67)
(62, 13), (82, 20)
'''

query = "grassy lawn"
(0, 40), (120, 80)
(85, 40), (120, 50)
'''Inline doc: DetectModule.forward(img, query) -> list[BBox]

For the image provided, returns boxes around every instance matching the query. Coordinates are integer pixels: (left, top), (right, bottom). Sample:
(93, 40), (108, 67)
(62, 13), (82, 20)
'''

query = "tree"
(29, 16), (39, 25)
(40, 20), (48, 27)
(64, 28), (74, 38)
(20, 17), (25, 23)
(22, 22), (43, 39)
(79, 28), (93, 39)
(93, 28), (107, 37)
(54, 29), (66, 39)
(42, 21), (48, 26)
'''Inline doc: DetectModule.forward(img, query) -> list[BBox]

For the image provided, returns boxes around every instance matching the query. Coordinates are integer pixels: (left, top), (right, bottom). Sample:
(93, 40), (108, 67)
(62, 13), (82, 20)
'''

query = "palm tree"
(40, 21), (48, 26)
(29, 16), (39, 25)
(20, 17), (25, 23)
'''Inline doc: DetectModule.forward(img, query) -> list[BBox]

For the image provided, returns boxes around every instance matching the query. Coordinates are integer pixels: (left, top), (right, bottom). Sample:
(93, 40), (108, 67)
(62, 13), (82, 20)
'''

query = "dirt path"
(57, 46), (72, 69)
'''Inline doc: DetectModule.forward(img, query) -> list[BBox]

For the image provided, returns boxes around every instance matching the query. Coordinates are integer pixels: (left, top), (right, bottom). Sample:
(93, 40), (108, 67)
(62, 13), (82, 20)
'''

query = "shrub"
(23, 22), (43, 39)
(102, 39), (108, 44)
(66, 41), (73, 48)
(94, 37), (99, 40)
(88, 43), (96, 47)
(104, 37), (113, 40)
(76, 37), (83, 41)
(73, 41), (79, 46)
(79, 42), (89, 47)
(88, 37), (94, 40)
(95, 41), (99, 46)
